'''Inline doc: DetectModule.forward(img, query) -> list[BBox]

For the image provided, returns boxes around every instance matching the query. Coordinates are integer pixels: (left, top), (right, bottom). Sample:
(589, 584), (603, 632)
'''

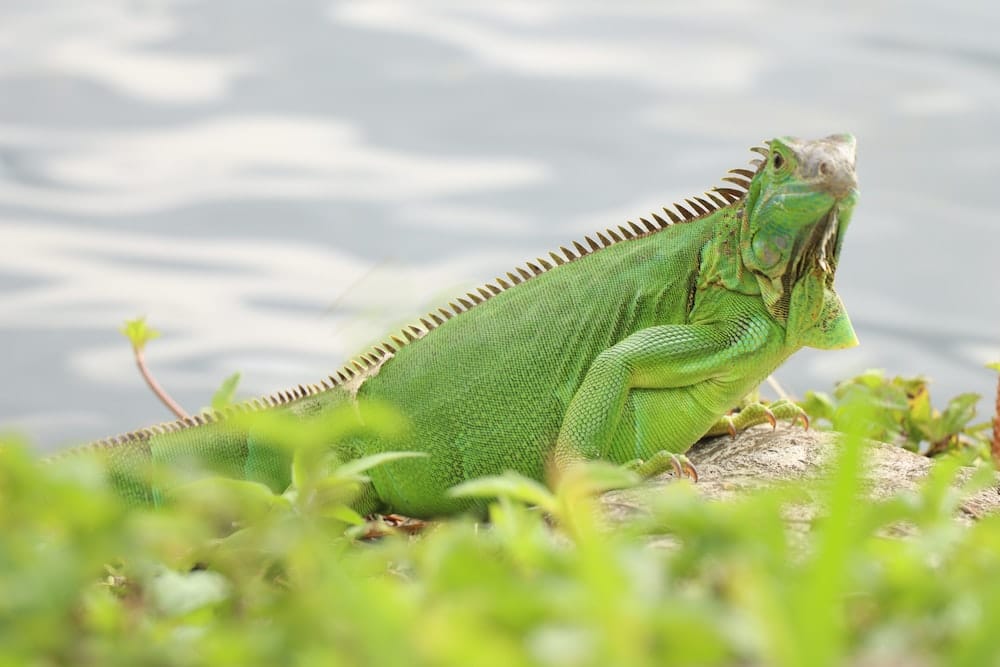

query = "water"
(1, 0), (998, 452)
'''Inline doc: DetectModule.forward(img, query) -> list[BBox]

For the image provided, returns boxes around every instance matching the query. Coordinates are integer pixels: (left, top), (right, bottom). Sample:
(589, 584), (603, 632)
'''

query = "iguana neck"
(697, 203), (816, 331)
(695, 192), (857, 351)
(695, 206), (761, 299)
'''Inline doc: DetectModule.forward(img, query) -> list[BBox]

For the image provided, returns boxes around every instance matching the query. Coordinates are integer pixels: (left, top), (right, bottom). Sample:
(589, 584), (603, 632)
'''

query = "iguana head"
(742, 133), (859, 350)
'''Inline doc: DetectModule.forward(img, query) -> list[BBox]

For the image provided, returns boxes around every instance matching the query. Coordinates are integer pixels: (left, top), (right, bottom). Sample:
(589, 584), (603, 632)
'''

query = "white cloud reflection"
(0, 1), (250, 103)
(0, 220), (512, 390)
(330, 1), (762, 91)
(0, 116), (548, 215)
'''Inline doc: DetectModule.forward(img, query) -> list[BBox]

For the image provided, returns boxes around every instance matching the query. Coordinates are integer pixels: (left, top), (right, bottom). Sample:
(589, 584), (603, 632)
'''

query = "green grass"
(3, 392), (1000, 667)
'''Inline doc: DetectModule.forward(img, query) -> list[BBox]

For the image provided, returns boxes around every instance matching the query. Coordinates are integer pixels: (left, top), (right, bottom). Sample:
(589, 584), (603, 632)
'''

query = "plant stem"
(133, 347), (189, 420)
(766, 375), (791, 401)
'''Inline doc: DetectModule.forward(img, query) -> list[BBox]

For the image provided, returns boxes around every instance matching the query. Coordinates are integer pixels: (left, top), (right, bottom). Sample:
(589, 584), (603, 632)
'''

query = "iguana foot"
(704, 399), (809, 438)
(625, 452), (698, 482)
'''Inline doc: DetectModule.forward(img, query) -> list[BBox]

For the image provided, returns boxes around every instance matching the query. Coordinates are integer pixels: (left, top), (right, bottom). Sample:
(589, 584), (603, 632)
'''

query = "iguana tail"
(52, 421), (292, 506)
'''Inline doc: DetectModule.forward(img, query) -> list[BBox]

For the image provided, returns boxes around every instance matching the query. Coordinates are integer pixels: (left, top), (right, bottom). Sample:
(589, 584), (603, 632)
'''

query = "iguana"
(56, 134), (860, 517)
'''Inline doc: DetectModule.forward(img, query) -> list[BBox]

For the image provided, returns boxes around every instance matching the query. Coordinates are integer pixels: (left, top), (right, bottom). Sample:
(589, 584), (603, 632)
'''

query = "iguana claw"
(670, 454), (699, 483)
(723, 414), (737, 439)
(627, 451), (699, 482)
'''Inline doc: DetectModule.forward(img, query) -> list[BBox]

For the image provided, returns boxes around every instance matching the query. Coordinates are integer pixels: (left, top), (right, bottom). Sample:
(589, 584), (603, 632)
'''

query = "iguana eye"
(772, 152), (785, 170)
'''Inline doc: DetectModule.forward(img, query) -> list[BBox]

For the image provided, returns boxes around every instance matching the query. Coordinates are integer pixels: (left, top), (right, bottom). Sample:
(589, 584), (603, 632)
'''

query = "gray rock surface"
(602, 426), (1000, 525)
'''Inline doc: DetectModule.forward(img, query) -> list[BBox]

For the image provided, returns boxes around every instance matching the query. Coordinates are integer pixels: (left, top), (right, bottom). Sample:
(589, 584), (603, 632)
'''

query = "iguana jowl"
(63, 134), (860, 517)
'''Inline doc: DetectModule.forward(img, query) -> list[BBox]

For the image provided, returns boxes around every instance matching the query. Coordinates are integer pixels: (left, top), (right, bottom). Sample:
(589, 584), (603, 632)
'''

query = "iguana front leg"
(553, 317), (784, 479)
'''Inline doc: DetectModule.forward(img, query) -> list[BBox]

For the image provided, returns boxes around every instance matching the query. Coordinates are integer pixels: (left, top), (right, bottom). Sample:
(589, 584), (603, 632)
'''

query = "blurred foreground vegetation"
(3, 389), (1000, 667)
(799, 369), (994, 459)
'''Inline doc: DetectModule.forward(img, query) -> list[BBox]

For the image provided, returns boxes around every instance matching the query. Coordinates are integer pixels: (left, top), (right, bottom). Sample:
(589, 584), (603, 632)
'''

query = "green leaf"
(305, 475), (364, 512)
(146, 568), (232, 618)
(333, 451), (428, 479)
(119, 316), (159, 351)
(210, 372), (242, 410)
(843, 368), (886, 391)
(323, 504), (366, 526)
(987, 361), (1000, 373)
(169, 477), (289, 522)
(908, 386), (932, 424)
(292, 449), (425, 495)
(564, 460), (640, 495)
(800, 390), (835, 424)
(938, 392), (981, 435)
(449, 471), (557, 513)
(291, 444), (339, 491)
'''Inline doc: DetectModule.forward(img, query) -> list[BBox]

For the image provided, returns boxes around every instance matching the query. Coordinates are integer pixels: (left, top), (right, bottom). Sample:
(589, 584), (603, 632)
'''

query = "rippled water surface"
(2, 1), (998, 450)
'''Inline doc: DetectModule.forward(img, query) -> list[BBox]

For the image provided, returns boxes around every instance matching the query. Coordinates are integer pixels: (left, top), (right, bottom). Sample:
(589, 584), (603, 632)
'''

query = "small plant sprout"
(120, 317), (190, 420)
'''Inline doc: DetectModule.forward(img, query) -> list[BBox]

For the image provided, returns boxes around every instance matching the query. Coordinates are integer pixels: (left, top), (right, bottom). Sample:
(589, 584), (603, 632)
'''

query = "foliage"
(209, 373), (242, 411)
(989, 362), (1000, 463)
(119, 316), (160, 353)
(4, 396), (1000, 666)
(119, 316), (189, 420)
(799, 369), (991, 458)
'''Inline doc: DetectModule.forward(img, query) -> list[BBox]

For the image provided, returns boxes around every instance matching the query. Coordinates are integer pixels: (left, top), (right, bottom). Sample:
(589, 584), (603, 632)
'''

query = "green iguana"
(57, 134), (859, 517)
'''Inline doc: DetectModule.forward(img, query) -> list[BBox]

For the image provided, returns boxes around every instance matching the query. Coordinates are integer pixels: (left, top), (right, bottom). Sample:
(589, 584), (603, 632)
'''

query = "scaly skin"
(59, 135), (860, 517)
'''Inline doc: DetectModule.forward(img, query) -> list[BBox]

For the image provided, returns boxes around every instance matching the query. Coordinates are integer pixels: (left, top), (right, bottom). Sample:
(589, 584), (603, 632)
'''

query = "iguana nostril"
(819, 161), (832, 176)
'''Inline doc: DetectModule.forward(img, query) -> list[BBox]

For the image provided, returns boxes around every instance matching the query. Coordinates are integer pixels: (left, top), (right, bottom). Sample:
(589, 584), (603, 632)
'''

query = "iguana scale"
(56, 134), (860, 517)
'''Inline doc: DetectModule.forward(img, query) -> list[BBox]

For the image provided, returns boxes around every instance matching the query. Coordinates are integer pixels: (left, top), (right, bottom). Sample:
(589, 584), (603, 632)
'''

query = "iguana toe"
(629, 451), (698, 482)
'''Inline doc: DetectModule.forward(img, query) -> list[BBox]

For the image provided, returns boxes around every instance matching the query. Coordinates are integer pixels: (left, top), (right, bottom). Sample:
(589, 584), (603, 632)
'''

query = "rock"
(601, 425), (1000, 525)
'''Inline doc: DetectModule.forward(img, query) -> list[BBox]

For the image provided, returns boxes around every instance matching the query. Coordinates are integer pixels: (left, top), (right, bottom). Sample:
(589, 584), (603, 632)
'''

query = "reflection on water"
(0, 220), (512, 406)
(0, 118), (546, 215)
(1, 0), (998, 450)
